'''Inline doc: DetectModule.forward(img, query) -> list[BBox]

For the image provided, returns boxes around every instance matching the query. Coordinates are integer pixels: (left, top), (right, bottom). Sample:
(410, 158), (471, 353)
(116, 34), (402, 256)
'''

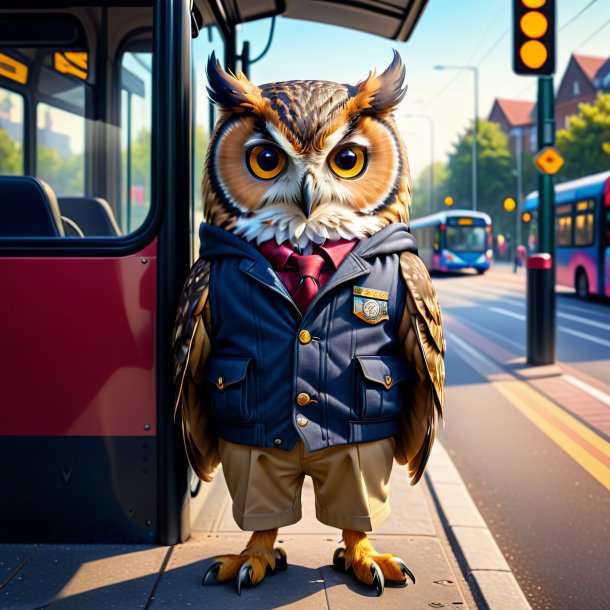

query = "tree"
(0, 127), (22, 175)
(446, 119), (515, 237)
(556, 92), (610, 182)
(411, 161), (448, 220)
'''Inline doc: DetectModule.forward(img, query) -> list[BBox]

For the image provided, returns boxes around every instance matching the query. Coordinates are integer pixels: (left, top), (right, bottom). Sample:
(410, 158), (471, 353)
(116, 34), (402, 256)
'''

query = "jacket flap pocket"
(355, 355), (408, 390)
(204, 357), (251, 390)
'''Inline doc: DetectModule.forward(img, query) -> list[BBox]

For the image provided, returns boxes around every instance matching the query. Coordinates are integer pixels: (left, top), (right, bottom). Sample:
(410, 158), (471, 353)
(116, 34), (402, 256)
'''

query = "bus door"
(0, 0), (193, 544)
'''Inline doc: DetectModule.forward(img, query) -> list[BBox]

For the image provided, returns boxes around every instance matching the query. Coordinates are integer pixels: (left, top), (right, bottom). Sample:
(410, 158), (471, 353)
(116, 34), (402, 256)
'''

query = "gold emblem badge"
(353, 286), (389, 324)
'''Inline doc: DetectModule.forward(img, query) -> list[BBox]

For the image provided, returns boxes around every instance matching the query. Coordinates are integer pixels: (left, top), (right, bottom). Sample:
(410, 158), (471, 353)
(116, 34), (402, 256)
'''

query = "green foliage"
(446, 119), (516, 237)
(556, 92), (610, 182)
(37, 145), (83, 195)
(0, 127), (22, 175)
(194, 125), (210, 200)
(411, 161), (448, 220)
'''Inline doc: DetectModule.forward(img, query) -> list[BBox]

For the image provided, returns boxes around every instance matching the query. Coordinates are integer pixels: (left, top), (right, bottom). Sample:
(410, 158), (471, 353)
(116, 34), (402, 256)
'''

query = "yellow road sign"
(535, 146), (564, 175)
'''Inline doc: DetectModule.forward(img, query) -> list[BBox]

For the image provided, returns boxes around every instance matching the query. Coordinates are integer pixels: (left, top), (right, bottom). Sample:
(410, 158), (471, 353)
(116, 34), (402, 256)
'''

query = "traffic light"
(503, 197), (517, 212)
(513, 0), (555, 76)
(522, 211), (532, 223)
(444, 196), (454, 207)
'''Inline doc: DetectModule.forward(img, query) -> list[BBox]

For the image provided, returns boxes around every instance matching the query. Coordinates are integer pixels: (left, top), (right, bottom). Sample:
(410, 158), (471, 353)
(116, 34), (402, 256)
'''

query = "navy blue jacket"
(199, 222), (418, 453)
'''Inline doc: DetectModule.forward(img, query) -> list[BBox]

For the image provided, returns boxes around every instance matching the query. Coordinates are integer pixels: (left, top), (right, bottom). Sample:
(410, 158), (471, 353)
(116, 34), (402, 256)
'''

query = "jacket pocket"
(204, 357), (252, 422)
(354, 355), (409, 419)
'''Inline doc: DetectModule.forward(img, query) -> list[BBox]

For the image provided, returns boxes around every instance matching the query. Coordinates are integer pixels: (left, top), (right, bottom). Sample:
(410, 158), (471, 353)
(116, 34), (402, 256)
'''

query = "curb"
(425, 442), (531, 610)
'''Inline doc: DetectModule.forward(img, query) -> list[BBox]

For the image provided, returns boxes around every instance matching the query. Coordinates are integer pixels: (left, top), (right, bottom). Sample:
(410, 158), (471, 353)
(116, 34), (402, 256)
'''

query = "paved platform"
(0, 441), (532, 610)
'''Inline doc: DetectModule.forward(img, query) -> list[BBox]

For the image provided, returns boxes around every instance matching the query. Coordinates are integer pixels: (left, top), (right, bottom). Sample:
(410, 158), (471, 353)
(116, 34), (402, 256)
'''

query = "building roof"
(573, 54), (606, 82)
(493, 99), (535, 127)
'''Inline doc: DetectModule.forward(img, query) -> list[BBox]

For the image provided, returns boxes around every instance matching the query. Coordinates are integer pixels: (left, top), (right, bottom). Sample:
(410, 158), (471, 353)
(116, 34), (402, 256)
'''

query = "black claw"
(236, 562), (253, 596)
(201, 561), (222, 586)
(398, 560), (416, 586)
(274, 547), (288, 571)
(332, 547), (347, 571)
(370, 561), (385, 597)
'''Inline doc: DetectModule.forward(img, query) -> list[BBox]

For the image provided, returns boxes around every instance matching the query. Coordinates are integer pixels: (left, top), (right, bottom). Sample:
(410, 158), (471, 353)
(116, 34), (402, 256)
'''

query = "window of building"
(573, 80), (580, 96)
(0, 87), (24, 174)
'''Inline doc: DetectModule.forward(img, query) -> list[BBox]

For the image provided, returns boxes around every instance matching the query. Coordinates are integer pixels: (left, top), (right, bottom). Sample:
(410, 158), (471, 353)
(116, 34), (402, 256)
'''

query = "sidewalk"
(0, 441), (530, 610)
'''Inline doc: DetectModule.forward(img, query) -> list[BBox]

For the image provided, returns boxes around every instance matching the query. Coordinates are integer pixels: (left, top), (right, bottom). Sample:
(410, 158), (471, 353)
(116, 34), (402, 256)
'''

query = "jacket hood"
(199, 222), (418, 261)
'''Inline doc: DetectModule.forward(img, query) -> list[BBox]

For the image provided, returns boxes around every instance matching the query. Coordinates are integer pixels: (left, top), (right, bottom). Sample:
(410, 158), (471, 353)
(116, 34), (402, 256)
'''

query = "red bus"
(0, 1), (428, 544)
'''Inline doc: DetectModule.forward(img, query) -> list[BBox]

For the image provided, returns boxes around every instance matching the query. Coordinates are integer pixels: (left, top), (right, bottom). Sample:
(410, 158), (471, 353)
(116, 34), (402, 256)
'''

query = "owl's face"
(203, 52), (411, 250)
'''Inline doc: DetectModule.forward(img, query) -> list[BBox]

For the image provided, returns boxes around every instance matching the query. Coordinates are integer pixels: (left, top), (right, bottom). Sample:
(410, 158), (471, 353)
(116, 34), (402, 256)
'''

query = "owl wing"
(172, 257), (220, 482)
(395, 251), (446, 485)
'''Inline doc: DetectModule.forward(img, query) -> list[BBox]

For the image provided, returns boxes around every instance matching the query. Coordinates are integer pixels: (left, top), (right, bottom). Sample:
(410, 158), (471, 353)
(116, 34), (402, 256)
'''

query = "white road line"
(489, 307), (526, 321)
(563, 375), (610, 408)
(558, 326), (610, 348)
(558, 311), (610, 332)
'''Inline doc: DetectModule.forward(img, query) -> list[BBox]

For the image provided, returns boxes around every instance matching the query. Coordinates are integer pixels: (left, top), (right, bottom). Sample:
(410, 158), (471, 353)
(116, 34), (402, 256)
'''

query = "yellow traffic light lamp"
(522, 211), (532, 223)
(444, 196), (454, 207)
(513, 0), (555, 75)
(503, 197), (517, 212)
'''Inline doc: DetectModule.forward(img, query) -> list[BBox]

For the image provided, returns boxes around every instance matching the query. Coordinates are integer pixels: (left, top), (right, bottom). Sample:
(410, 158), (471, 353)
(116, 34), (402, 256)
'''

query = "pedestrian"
(514, 243), (527, 272)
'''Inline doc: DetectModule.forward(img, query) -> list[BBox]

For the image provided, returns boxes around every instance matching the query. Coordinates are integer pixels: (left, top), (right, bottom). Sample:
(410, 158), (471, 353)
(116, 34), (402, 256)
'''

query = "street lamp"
(434, 64), (479, 212)
(404, 113), (435, 214)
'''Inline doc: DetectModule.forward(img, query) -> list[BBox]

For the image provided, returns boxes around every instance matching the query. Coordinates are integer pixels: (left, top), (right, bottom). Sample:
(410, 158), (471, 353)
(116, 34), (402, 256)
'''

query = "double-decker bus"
(522, 170), (610, 299)
(0, 0), (429, 545)
(411, 210), (493, 274)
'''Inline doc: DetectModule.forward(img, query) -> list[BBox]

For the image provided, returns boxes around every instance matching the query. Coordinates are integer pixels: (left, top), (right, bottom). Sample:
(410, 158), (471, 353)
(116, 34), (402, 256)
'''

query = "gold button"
(299, 330), (312, 344)
(274, 438), (282, 445)
(296, 414), (308, 427)
(217, 376), (224, 390)
(297, 392), (311, 406)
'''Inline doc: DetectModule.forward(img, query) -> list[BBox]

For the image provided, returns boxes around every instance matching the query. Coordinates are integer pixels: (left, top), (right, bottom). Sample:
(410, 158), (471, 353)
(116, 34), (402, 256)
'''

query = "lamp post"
(434, 64), (479, 211)
(404, 113), (435, 214)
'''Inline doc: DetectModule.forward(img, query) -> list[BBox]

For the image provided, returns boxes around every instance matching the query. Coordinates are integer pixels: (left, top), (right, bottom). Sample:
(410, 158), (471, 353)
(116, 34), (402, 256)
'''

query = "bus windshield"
(446, 226), (486, 252)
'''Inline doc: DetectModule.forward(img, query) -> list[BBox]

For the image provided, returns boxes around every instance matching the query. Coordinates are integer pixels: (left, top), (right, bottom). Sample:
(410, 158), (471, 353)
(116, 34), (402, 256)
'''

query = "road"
(434, 264), (610, 610)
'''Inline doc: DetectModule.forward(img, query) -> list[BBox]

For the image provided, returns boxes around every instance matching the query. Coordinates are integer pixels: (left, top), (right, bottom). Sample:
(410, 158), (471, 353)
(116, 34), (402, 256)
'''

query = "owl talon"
(201, 561), (222, 586)
(274, 547), (288, 571)
(370, 561), (385, 597)
(333, 547), (347, 571)
(236, 562), (253, 596)
(393, 558), (415, 586)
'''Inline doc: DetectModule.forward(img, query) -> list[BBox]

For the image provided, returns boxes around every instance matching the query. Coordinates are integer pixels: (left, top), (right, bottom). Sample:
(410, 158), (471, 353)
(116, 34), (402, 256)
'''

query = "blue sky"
(194, 0), (610, 181)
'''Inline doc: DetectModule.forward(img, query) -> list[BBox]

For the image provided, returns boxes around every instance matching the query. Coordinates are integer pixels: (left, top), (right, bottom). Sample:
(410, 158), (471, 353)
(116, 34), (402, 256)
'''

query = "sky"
(194, 0), (610, 182)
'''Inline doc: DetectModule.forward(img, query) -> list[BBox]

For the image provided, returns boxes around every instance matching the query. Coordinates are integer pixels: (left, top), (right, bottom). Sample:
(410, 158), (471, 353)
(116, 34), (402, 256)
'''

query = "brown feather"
(395, 251), (445, 484)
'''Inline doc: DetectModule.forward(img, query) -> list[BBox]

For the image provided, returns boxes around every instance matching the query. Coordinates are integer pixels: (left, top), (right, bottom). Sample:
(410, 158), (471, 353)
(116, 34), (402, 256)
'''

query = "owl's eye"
(247, 145), (286, 180)
(328, 146), (367, 179)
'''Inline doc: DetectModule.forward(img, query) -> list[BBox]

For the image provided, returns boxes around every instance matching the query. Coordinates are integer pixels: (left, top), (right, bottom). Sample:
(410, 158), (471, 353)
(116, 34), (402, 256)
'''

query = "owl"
(173, 52), (445, 597)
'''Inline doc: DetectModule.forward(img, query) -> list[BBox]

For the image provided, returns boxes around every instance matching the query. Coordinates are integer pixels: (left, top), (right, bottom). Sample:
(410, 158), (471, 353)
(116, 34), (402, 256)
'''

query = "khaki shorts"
(218, 437), (395, 532)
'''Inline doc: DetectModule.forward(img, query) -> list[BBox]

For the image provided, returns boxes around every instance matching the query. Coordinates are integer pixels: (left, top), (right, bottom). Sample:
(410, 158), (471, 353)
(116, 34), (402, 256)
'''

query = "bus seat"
(0, 176), (65, 237)
(61, 216), (85, 237)
(58, 197), (122, 237)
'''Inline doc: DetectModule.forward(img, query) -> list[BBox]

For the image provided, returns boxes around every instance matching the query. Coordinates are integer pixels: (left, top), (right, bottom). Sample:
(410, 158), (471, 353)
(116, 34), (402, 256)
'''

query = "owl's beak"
(301, 173), (314, 217)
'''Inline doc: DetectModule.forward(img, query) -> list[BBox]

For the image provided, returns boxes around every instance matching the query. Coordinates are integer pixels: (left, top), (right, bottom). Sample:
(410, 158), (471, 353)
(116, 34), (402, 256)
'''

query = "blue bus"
(523, 170), (610, 299)
(411, 210), (493, 274)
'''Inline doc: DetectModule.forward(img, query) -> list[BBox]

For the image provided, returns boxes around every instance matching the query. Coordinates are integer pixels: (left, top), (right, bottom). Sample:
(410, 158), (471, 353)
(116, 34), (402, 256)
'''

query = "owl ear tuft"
(349, 50), (407, 116)
(206, 52), (265, 113)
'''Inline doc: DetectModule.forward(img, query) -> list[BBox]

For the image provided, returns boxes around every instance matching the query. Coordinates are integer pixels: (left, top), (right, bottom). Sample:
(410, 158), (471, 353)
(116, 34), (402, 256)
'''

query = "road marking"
(558, 326), (610, 348)
(558, 311), (610, 332)
(489, 307), (526, 321)
(560, 303), (610, 319)
(563, 375), (610, 408)
(447, 332), (502, 377)
(494, 381), (610, 491)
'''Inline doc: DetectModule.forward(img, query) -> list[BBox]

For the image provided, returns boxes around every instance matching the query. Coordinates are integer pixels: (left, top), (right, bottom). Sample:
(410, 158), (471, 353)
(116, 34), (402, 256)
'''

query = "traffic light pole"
(527, 76), (556, 365)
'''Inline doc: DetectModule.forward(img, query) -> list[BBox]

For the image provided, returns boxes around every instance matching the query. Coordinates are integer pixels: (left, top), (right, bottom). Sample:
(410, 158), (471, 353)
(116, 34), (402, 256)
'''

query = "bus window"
(446, 226), (486, 251)
(37, 103), (84, 196)
(0, 5), (154, 241)
(0, 87), (23, 174)
(574, 199), (595, 247)
(556, 203), (573, 247)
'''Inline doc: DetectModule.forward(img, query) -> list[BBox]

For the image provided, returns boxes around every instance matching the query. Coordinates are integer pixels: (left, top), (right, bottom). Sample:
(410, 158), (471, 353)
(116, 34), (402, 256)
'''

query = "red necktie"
(290, 252), (326, 314)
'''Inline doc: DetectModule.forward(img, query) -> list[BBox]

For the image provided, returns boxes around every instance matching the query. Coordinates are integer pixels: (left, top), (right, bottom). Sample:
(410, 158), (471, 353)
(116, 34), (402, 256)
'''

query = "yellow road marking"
(494, 380), (610, 491)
